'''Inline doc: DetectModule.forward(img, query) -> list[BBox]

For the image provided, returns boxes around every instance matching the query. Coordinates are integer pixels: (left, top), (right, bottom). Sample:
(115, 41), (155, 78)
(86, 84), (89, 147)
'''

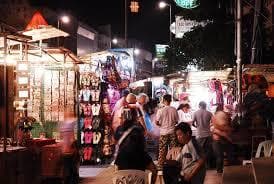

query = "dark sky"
(30, 0), (181, 52)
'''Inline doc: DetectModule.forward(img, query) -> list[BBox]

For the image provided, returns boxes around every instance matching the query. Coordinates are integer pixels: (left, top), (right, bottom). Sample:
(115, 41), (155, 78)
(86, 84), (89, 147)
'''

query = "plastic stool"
(157, 170), (164, 184)
(251, 135), (266, 157)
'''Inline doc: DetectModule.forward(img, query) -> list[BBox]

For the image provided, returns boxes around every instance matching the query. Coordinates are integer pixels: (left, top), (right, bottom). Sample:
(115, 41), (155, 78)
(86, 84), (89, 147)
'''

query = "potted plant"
(18, 116), (36, 145)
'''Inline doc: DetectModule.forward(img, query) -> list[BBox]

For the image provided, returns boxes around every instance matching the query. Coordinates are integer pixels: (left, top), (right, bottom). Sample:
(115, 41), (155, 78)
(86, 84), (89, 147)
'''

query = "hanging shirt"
(81, 89), (91, 102)
(84, 131), (93, 144)
(84, 117), (92, 129)
(92, 104), (101, 116)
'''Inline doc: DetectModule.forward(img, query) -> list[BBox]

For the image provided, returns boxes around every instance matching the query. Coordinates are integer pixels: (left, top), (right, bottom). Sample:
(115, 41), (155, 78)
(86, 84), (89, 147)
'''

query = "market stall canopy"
(0, 22), (31, 47)
(79, 51), (110, 64)
(243, 64), (274, 83)
(22, 11), (69, 42)
(28, 47), (83, 66)
(187, 68), (233, 84)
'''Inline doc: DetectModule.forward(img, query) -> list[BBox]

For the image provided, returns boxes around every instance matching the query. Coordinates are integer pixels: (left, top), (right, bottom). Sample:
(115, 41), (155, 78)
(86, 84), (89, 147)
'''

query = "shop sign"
(175, 16), (209, 38)
(174, 0), (199, 9)
(155, 44), (168, 58)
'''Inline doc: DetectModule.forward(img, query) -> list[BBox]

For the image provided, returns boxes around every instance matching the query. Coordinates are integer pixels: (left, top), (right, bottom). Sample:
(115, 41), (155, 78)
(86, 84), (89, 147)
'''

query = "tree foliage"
(164, 0), (235, 73)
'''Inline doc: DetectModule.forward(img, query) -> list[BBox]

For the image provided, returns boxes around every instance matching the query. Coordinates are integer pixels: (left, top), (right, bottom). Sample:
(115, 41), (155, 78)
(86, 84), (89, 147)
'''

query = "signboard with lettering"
(175, 16), (209, 38)
(155, 44), (168, 58)
(174, 0), (199, 9)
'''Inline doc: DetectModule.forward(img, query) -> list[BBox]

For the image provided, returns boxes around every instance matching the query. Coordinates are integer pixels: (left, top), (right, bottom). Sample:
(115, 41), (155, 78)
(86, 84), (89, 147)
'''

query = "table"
(0, 146), (26, 152)
(0, 146), (34, 184)
(252, 157), (274, 184)
(28, 138), (56, 147)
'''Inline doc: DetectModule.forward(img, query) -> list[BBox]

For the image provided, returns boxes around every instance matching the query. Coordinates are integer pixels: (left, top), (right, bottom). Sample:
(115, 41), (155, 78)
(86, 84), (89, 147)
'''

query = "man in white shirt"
(156, 94), (179, 168)
(163, 123), (206, 184)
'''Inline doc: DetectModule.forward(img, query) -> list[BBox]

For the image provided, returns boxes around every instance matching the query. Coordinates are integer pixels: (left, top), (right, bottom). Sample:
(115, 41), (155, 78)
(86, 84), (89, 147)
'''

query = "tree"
(164, 0), (235, 73)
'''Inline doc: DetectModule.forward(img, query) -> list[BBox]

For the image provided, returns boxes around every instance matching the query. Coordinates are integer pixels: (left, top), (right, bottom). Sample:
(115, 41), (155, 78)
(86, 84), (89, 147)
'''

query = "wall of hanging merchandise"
(28, 65), (77, 138)
(78, 56), (128, 165)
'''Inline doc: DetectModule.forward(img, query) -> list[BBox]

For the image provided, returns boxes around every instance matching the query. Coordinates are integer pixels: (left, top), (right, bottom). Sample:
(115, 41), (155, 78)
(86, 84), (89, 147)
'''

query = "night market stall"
(79, 49), (134, 165)
(1, 12), (81, 183)
(167, 68), (235, 112)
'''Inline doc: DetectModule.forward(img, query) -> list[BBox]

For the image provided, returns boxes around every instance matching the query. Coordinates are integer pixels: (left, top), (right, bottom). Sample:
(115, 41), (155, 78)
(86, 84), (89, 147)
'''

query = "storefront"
(0, 15), (81, 183)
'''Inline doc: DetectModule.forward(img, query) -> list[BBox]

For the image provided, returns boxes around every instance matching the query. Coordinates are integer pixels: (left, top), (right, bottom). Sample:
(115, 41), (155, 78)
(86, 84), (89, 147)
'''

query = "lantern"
(130, 1), (139, 13)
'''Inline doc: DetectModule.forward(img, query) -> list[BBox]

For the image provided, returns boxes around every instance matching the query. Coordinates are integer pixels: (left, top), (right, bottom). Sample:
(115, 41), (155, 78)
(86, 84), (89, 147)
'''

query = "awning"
(0, 22), (31, 47)
(243, 64), (274, 83)
(22, 25), (69, 42)
(27, 47), (83, 68)
(187, 68), (233, 84)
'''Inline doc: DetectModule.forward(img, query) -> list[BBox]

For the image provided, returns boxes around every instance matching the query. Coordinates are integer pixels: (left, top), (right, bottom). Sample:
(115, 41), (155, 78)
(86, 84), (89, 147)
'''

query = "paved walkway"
(79, 165), (222, 184)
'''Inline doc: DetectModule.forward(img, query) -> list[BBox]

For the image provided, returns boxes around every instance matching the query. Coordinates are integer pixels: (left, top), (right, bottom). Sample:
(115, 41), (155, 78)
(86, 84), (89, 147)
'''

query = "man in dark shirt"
(114, 108), (157, 184)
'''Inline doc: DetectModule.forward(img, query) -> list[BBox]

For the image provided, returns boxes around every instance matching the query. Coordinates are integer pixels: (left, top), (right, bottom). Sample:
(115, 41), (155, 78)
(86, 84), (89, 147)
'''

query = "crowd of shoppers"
(112, 91), (235, 184)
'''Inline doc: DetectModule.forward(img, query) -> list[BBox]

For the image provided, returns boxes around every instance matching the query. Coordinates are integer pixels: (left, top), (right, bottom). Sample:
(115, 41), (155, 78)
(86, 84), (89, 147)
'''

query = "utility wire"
(242, 0), (273, 25)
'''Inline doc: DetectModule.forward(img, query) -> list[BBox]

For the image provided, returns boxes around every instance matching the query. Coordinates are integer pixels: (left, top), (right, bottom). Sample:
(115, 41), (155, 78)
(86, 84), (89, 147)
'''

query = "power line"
(242, 0), (273, 26)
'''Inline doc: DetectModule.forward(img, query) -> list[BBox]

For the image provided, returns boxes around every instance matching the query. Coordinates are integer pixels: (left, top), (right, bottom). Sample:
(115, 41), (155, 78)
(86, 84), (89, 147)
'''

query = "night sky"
(30, 0), (182, 51)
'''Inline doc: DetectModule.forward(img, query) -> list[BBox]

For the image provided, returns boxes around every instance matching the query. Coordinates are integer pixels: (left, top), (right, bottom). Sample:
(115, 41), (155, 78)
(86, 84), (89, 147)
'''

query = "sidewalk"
(79, 165), (222, 184)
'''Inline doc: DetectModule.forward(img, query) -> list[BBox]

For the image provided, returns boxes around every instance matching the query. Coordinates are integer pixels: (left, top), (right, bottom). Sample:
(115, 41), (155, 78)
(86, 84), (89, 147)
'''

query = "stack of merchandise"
(79, 64), (103, 164)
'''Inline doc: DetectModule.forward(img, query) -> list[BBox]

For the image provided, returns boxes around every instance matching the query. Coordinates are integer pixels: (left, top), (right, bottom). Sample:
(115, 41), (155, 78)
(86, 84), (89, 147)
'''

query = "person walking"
(211, 105), (233, 173)
(111, 89), (130, 132)
(114, 108), (157, 184)
(192, 101), (213, 168)
(177, 103), (197, 137)
(156, 94), (179, 168)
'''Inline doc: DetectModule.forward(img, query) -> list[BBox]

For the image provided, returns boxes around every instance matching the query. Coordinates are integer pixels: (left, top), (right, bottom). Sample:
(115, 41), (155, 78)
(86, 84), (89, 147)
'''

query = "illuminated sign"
(174, 0), (199, 9)
(155, 44), (168, 58)
(18, 90), (29, 98)
(18, 77), (29, 85)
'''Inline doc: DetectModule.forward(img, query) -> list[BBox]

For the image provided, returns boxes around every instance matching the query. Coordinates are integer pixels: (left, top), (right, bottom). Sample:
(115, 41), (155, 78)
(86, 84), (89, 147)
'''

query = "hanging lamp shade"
(25, 11), (48, 31)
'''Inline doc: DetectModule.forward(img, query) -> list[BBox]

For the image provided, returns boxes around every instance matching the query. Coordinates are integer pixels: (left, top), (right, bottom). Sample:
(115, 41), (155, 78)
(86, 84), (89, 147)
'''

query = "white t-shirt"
(156, 106), (178, 135)
(176, 139), (206, 183)
(178, 110), (193, 123)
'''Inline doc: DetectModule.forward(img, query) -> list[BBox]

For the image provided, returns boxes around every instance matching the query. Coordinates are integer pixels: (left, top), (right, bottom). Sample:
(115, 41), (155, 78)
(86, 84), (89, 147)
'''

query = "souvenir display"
(28, 69), (76, 122)
(78, 56), (129, 165)
(79, 64), (100, 164)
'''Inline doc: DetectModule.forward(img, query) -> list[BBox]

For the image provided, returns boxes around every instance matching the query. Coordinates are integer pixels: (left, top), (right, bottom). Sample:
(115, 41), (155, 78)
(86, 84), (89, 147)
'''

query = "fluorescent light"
(18, 77), (29, 85)
(18, 90), (29, 98)
(17, 63), (28, 71)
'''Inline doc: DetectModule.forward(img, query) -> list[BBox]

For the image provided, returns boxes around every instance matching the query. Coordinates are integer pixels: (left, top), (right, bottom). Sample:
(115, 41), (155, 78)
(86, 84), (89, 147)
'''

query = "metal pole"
(3, 35), (7, 152)
(125, 0), (128, 47)
(57, 20), (60, 47)
(236, 0), (242, 118)
(169, 5), (172, 43)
